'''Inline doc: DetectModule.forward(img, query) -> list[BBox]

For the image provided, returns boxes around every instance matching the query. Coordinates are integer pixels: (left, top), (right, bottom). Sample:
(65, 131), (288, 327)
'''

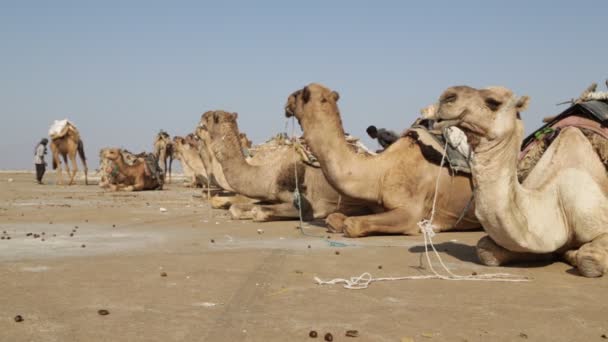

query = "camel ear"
(302, 86), (311, 104)
(212, 112), (219, 124)
(516, 96), (530, 112)
(232, 112), (238, 120)
(331, 91), (340, 102)
(484, 97), (502, 111)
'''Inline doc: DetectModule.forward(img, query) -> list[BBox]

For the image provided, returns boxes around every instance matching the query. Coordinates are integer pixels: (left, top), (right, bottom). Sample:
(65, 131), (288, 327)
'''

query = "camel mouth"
(284, 107), (295, 118)
(433, 118), (460, 130)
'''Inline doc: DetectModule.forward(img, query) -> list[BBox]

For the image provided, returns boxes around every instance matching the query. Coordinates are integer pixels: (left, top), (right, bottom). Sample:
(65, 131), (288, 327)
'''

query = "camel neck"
(113, 154), (127, 171)
(297, 112), (382, 202)
(211, 124), (275, 199)
(469, 126), (540, 251)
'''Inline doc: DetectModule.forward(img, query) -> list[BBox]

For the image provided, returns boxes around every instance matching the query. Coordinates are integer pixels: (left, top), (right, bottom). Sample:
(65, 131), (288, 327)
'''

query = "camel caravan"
(43, 80), (608, 277)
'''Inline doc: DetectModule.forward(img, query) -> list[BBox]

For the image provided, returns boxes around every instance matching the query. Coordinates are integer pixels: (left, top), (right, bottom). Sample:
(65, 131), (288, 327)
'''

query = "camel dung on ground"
(433, 85), (608, 277)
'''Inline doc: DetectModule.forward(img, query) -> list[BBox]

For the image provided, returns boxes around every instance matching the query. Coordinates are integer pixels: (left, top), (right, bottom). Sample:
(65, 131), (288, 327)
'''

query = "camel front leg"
(326, 213), (348, 233)
(68, 154), (79, 185)
(341, 206), (425, 238)
(476, 236), (554, 267)
(565, 234), (608, 278)
(251, 202), (300, 222)
(54, 154), (64, 185)
(120, 185), (135, 191)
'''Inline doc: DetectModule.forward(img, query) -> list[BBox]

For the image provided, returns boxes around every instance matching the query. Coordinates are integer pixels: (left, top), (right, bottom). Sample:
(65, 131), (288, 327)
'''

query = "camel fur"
(101, 148), (164, 191)
(49, 121), (88, 185)
(433, 85), (608, 277)
(173, 134), (209, 188)
(198, 110), (372, 222)
(154, 131), (174, 184)
(285, 83), (479, 237)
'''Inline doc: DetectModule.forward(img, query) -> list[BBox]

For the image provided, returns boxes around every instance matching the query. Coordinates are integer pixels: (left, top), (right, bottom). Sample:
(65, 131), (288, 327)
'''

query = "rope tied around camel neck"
(314, 134), (530, 289)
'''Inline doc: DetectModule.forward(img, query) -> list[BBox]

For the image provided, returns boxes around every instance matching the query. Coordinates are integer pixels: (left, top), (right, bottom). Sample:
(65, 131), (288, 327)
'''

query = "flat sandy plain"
(0, 172), (606, 342)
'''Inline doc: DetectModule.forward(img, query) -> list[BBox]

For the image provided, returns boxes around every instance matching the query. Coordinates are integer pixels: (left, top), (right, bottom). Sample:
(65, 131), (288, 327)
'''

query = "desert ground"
(0, 172), (607, 342)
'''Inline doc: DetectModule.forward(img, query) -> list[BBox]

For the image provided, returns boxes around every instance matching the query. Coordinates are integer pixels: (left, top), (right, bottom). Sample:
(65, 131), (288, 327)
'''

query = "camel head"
(173, 136), (187, 151)
(185, 133), (201, 149)
(195, 111), (215, 146)
(285, 83), (341, 127)
(205, 111), (238, 140)
(238, 133), (252, 149)
(102, 148), (122, 161)
(433, 86), (529, 148)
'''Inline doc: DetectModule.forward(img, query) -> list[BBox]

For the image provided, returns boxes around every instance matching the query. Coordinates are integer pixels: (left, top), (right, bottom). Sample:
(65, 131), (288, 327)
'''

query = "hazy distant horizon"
(2, 0), (607, 170)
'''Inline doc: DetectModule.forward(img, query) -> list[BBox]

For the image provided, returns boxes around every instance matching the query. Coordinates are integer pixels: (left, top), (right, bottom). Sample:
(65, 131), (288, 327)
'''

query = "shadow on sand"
(408, 241), (555, 269)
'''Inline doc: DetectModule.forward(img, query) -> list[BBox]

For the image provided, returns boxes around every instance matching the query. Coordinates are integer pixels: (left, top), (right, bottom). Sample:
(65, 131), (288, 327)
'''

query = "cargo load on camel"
(518, 82), (608, 181)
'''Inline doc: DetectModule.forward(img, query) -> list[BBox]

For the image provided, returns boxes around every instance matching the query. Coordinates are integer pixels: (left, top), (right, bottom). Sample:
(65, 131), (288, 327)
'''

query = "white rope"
(315, 136), (529, 289)
(289, 118), (305, 230)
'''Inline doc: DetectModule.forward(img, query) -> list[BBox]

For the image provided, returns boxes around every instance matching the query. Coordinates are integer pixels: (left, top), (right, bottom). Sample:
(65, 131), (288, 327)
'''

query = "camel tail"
(77, 140), (87, 163)
(78, 140), (89, 184)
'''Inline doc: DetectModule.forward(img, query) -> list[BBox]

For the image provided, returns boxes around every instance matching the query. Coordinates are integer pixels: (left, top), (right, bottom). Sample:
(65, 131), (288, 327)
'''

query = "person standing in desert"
(34, 138), (48, 184)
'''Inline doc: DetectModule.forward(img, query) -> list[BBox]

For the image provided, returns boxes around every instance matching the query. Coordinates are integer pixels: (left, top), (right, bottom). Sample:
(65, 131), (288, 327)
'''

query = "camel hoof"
(229, 205), (253, 220)
(251, 207), (272, 222)
(325, 213), (347, 233)
(576, 249), (606, 278)
(342, 218), (365, 238)
(476, 236), (503, 266)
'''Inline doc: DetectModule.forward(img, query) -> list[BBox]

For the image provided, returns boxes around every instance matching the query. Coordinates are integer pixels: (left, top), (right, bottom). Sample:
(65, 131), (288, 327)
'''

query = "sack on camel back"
(49, 119), (77, 139)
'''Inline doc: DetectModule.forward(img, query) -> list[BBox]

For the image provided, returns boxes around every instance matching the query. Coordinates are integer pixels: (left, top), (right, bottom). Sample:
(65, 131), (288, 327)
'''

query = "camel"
(154, 131), (174, 184)
(173, 134), (209, 188)
(432, 85), (608, 277)
(284, 83), (479, 237)
(101, 148), (164, 191)
(98, 148), (143, 189)
(198, 110), (372, 222)
(195, 117), (297, 210)
(48, 121), (88, 185)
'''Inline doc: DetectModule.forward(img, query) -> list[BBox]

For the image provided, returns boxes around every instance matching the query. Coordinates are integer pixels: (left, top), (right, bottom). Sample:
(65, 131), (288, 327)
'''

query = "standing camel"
(49, 122), (88, 185)
(154, 130), (174, 184)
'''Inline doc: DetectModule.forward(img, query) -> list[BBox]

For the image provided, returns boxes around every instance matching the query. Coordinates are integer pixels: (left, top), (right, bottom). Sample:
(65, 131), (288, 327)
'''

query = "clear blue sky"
(1, 0), (607, 169)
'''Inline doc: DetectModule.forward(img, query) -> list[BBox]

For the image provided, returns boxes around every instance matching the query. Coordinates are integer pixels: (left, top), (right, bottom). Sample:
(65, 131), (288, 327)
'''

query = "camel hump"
(522, 126), (607, 189)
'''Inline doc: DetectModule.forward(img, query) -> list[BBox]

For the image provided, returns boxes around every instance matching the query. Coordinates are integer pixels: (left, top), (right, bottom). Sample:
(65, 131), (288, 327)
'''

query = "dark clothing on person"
(366, 125), (399, 149)
(36, 163), (46, 183)
(34, 139), (48, 184)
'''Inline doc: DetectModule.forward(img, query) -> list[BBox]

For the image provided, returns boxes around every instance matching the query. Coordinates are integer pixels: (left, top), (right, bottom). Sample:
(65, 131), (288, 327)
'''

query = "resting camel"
(49, 123), (88, 185)
(433, 85), (608, 277)
(101, 148), (164, 191)
(198, 110), (372, 222)
(173, 135), (209, 188)
(284, 83), (479, 237)
(195, 118), (287, 210)
(98, 148), (145, 189)
(154, 131), (174, 184)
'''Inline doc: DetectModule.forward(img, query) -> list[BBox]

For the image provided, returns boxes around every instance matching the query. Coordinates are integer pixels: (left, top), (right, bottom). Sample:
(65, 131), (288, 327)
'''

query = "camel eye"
(441, 93), (458, 104)
(485, 97), (502, 111)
